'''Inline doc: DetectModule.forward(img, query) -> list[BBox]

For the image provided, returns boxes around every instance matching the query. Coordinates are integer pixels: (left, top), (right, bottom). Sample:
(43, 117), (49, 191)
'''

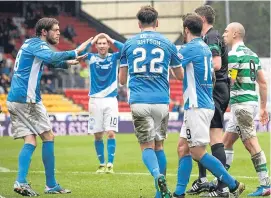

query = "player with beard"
(187, 5), (231, 197)
(173, 14), (245, 198)
(7, 17), (92, 196)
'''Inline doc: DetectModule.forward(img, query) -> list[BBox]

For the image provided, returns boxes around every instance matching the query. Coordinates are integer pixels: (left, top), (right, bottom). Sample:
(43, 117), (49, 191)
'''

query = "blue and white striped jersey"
(7, 37), (76, 103)
(88, 41), (123, 98)
(120, 31), (182, 104)
(180, 38), (214, 110)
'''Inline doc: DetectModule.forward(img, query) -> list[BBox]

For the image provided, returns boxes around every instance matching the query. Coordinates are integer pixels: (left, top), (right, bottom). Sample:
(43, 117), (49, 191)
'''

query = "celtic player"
(222, 22), (270, 197)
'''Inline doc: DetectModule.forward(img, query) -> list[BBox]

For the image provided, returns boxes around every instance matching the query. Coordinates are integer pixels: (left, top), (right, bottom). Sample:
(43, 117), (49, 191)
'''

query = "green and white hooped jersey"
(228, 42), (261, 106)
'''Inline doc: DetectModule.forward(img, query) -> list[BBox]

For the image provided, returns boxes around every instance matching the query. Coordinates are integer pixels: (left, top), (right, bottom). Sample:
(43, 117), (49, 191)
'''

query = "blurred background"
(0, 0), (270, 135)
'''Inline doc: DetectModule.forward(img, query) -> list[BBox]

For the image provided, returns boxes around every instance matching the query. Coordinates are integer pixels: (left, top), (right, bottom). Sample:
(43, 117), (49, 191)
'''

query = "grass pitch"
(0, 133), (270, 197)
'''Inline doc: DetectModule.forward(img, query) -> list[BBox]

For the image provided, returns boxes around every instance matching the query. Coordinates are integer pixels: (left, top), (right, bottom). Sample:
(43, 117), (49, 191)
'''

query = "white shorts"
(226, 105), (257, 141)
(6, 101), (52, 139)
(130, 104), (169, 144)
(180, 108), (214, 147)
(88, 97), (119, 133)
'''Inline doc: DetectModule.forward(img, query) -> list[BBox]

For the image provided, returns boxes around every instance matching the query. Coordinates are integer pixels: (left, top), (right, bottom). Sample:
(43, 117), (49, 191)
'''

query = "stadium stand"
(0, 1), (185, 114)
(64, 79), (183, 112)
(0, 94), (83, 114)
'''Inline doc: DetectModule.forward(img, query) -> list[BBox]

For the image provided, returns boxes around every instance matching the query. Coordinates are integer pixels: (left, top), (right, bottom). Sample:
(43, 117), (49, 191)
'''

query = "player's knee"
(223, 133), (236, 149)
(140, 141), (155, 151)
(210, 128), (223, 146)
(24, 135), (37, 147)
(94, 132), (104, 140)
(190, 146), (206, 161)
(243, 137), (261, 155)
(107, 131), (115, 139)
(40, 130), (55, 141)
(154, 141), (163, 151)
(177, 139), (189, 158)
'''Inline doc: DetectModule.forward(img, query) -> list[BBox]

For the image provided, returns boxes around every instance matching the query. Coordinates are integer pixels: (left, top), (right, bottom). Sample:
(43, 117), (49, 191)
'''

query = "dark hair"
(136, 5), (158, 26)
(183, 14), (203, 36)
(35, 17), (59, 36)
(195, 5), (215, 24)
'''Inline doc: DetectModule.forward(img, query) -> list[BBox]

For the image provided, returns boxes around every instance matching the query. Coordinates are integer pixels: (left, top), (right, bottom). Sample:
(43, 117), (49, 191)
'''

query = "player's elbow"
(172, 67), (184, 80)
(119, 78), (127, 85)
(176, 73), (184, 80)
(119, 67), (128, 85)
(119, 74), (127, 85)
(213, 64), (221, 71)
(212, 56), (222, 71)
(257, 71), (267, 90)
(258, 80), (267, 91)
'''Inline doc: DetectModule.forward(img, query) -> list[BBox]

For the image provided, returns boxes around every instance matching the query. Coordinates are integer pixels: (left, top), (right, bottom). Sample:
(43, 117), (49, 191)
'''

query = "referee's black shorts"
(210, 80), (230, 129)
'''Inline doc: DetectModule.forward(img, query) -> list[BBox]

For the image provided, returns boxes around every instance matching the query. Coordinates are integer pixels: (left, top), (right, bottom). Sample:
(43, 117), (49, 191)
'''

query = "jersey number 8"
(14, 50), (22, 72)
(133, 47), (164, 74)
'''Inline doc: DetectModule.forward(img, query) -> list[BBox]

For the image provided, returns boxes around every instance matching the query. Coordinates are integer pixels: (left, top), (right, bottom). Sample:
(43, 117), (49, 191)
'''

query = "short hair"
(136, 5), (158, 26)
(195, 5), (215, 24)
(96, 34), (108, 44)
(183, 14), (203, 37)
(35, 17), (59, 37)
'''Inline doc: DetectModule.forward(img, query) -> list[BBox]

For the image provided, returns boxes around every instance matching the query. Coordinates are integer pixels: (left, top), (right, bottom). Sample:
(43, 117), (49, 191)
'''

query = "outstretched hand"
(259, 108), (269, 125)
(76, 53), (88, 62)
(66, 54), (88, 66)
(76, 37), (93, 55)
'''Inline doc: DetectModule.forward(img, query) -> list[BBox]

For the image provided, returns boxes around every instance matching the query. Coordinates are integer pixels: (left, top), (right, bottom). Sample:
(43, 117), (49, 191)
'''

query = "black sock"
(198, 162), (207, 179)
(211, 143), (227, 191)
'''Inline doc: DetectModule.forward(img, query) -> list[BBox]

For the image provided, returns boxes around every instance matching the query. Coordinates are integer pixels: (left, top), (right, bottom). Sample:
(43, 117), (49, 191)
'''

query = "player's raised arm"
(32, 42), (77, 65)
(33, 37), (92, 65)
(46, 54), (88, 69)
(101, 33), (124, 51)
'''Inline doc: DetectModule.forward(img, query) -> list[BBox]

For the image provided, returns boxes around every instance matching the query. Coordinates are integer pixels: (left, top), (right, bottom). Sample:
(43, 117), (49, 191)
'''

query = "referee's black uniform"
(203, 28), (230, 129)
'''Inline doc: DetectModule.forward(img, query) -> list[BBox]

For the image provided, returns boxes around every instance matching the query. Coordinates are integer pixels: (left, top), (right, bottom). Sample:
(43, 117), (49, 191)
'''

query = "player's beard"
(47, 35), (58, 45)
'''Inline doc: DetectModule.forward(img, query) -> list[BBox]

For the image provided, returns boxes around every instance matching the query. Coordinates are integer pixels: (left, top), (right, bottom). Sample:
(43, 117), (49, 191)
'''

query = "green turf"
(0, 133), (270, 197)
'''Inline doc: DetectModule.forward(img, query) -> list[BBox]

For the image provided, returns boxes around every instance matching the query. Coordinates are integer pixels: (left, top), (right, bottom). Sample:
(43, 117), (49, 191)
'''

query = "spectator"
(44, 79), (55, 94)
(63, 25), (76, 42)
(0, 74), (11, 94)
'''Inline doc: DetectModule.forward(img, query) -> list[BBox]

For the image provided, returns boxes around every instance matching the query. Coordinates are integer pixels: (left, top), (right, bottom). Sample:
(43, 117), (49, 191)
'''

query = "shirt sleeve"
(113, 40), (124, 51)
(169, 44), (182, 68)
(87, 53), (93, 60)
(113, 40), (124, 59)
(120, 44), (128, 67)
(180, 45), (193, 68)
(205, 34), (222, 57)
(228, 52), (239, 80)
(32, 41), (76, 64)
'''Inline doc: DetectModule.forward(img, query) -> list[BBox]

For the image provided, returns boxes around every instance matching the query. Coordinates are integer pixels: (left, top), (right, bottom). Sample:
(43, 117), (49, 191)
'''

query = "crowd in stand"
(0, 2), (77, 95)
(0, 3), (183, 113)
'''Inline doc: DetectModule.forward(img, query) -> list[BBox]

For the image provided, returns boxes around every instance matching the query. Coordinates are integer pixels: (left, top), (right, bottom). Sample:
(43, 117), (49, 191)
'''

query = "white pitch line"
(0, 169), (258, 179)
(0, 167), (10, 172)
(0, 195), (6, 198)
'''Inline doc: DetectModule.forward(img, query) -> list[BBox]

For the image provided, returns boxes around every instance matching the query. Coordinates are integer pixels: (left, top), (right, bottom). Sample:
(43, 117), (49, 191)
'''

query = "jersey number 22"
(133, 47), (164, 74)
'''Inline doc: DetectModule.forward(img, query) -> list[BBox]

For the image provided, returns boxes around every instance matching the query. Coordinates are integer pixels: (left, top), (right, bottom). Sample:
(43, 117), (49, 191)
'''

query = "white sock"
(225, 149), (234, 169)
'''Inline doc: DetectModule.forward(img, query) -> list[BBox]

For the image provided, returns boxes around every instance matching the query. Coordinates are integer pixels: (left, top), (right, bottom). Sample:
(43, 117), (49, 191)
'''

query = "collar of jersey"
(191, 37), (202, 42)
(97, 53), (111, 59)
(232, 41), (244, 51)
